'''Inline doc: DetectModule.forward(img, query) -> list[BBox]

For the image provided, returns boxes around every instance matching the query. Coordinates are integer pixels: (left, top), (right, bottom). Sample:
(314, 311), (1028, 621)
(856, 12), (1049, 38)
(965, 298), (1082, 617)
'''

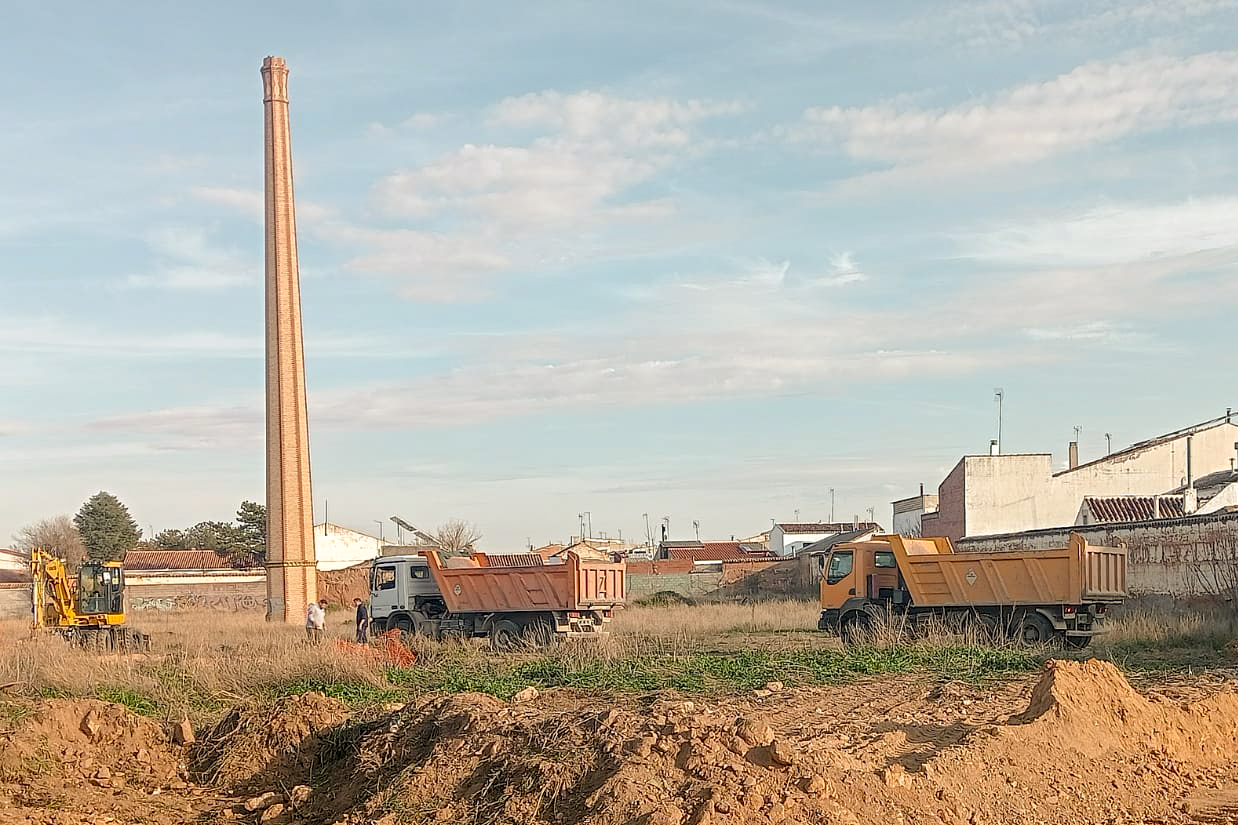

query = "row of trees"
(152, 501), (267, 568)
(14, 492), (482, 568)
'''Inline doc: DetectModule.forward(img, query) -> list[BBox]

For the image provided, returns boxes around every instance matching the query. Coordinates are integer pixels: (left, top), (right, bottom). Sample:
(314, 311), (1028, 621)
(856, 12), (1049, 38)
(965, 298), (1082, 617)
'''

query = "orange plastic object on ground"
(332, 629), (417, 669)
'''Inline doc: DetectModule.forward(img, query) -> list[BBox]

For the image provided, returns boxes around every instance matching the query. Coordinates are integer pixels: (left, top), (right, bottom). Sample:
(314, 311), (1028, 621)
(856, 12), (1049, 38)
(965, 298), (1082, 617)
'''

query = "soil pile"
(0, 699), (183, 788)
(190, 691), (349, 790)
(257, 660), (1238, 825)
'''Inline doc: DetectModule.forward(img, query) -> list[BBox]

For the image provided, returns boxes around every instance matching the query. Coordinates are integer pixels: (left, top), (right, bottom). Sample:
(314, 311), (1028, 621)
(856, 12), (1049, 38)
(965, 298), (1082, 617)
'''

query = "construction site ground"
(2, 656), (1238, 824)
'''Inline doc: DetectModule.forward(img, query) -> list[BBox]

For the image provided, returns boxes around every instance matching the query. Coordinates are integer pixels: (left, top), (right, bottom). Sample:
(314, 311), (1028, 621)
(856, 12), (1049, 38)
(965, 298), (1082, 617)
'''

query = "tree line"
(12, 492), (482, 568)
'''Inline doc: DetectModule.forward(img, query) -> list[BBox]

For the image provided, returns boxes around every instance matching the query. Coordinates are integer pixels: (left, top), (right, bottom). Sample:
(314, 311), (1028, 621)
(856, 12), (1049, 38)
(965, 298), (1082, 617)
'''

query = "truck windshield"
(373, 566), (396, 591)
(826, 551), (853, 584)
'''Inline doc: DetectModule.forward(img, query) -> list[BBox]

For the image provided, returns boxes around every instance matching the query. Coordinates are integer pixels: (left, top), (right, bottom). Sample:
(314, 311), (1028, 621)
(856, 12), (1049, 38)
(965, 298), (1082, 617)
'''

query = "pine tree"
(73, 491), (141, 561)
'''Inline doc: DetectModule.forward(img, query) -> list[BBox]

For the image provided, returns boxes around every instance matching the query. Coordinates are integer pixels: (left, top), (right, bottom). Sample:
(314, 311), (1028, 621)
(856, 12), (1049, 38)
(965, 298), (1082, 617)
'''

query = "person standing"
(305, 599), (326, 643)
(354, 597), (370, 644)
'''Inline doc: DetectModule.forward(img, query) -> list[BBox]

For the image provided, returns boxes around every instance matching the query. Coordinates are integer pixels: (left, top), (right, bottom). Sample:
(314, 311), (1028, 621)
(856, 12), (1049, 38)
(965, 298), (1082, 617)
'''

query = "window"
(874, 551), (896, 569)
(374, 566), (396, 591)
(410, 566), (429, 580)
(826, 551), (853, 584)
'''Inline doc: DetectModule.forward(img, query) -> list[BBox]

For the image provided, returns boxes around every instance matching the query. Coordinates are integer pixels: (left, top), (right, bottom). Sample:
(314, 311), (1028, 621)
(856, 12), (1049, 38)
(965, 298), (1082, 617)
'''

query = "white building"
(891, 491), (938, 537)
(919, 413), (1238, 541)
(0, 548), (25, 573)
(769, 522), (881, 557)
(313, 522), (384, 571)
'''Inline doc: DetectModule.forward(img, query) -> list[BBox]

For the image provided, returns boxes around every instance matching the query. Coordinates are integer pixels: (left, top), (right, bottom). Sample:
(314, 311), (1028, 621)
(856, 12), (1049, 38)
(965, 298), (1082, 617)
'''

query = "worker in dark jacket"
(354, 597), (370, 644)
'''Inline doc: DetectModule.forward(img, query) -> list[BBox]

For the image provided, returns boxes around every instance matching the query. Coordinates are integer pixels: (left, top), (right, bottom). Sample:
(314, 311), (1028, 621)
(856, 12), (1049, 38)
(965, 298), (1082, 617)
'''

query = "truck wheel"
(1017, 612), (1055, 646)
(840, 614), (868, 646)
(522, 618), (554, 648)
(490, 620), (523, 652)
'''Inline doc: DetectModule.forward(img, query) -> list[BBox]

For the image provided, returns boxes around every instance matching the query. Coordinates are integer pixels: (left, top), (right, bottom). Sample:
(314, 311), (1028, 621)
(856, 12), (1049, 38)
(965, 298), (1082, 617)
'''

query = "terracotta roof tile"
(667, 542), (777, 563)
(123, 550), (244, 571)
(1083, 496), (1185, 523)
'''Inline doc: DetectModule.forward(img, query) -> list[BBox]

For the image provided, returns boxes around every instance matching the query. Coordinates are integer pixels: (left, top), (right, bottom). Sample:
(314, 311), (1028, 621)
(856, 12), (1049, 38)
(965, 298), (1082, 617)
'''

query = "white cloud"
(121, 226), (253, 291)
(960, 197), (1238, 266)
(797, 50), (1238, 175)
(353, 90), (741, 297)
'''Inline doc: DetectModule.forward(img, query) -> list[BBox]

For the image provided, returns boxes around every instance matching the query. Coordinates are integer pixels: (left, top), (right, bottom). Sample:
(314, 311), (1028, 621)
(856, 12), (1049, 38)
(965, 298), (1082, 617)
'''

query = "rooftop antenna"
(994, 388), (1004, 454)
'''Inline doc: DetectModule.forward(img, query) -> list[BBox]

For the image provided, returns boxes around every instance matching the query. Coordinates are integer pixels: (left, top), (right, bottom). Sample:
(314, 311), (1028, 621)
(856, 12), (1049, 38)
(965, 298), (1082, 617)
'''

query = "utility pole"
(577, 513), (585, 540)
(993, 388), (1004, 454)
(829, 488), (835, 523)
(585, 511), (592, 539)
(642, 513), (651, 547)
(866, 506), (874, 523)
(373, 520), (384, 543)
(794, 508), (800, 521)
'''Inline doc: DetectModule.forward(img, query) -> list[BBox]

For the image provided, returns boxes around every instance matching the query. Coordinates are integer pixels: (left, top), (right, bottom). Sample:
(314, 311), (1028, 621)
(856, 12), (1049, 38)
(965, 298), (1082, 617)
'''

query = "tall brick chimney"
(261, 56), (317, 624)
(1068, 441), (1079, 470)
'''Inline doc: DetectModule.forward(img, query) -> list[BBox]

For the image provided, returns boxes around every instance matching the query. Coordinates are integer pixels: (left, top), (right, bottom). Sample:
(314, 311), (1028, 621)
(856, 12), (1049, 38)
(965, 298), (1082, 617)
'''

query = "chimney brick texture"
(262, 56), (317, 623)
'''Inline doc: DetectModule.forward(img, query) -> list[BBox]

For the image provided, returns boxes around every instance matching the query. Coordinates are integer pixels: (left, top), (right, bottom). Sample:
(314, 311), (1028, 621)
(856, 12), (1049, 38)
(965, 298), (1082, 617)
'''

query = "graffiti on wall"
(131, 594), (268, 611)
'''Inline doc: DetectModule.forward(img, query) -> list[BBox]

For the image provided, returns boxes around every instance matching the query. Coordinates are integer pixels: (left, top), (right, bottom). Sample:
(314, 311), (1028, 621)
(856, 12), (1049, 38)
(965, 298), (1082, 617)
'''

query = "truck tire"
(840, 613), (869, 646)
(522, 617), (554, 648)
(1017, 612), (1055, 646)
(489, 619), (523, 652)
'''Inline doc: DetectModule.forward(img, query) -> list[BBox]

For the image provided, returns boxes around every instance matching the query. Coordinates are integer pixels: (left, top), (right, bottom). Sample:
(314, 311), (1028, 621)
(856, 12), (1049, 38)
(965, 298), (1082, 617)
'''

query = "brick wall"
(128, 580), (267, 611)
(958, 512), (1238, 599)
(626, 558), (815, 601)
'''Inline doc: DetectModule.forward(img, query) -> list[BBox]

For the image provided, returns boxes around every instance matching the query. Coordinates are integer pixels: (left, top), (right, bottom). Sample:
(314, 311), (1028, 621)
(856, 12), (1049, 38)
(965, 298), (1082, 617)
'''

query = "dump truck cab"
(818, 541), (900, 636)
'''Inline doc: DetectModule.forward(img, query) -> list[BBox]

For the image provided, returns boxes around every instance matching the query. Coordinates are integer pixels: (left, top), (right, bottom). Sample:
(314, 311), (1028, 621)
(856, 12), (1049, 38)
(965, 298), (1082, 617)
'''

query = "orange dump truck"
(817, 534), (1126, 648)
(368, 550), (625, 649)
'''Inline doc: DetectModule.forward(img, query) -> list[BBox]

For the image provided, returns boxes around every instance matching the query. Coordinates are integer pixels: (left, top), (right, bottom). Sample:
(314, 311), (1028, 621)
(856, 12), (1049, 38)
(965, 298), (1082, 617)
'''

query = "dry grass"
(1099, 608), (1238, 648)
(1, 601), (1232, 716)
(0, 611), (388, 721)
(610, 600), (819, 645)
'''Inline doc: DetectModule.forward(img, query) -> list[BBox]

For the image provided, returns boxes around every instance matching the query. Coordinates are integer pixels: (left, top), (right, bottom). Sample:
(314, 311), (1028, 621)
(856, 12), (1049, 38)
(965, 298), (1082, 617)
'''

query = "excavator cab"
(78, 562), (124, 616)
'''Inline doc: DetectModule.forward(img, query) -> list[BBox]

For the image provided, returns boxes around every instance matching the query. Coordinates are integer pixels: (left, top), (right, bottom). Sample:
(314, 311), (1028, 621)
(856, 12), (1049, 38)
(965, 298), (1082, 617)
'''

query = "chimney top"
(989, 439), (999, 456)
(262, 56), (287, 69)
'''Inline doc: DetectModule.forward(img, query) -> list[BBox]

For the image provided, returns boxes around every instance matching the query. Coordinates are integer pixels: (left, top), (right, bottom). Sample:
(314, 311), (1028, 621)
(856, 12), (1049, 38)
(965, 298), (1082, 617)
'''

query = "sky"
(3, 1), (1238, 550)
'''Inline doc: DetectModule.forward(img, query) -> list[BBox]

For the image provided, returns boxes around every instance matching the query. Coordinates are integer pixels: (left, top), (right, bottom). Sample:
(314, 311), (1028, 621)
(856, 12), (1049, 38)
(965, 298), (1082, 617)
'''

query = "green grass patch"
(96, 686), (161, 717)
(385, 644), (1042, 700)
(274, 677), (405, 707)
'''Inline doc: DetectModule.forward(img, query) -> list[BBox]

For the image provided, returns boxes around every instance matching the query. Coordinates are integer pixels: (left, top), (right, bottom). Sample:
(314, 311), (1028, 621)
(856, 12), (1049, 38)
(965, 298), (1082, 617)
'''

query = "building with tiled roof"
(1077, 495), (1186, 525)
(661, 540), (776, 566)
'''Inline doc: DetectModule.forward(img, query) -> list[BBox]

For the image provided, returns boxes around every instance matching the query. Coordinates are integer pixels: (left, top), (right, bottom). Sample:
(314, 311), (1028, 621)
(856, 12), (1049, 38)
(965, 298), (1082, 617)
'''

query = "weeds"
(0, 602), (1231, 720)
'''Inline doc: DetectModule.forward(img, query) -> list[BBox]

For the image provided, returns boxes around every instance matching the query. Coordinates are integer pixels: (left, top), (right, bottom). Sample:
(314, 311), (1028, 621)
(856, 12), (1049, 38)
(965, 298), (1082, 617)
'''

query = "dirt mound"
(923, 659), (1238, 824)
(252, 661), (1238, 825)
(0, 699), (183, 789)
(190, 691), (349, 790)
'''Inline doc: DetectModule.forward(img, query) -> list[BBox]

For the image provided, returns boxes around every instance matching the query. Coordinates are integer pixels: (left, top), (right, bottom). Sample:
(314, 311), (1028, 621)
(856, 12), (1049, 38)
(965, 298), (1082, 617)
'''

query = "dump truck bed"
(421, 550), (626, 614)
(885, 534), (1126, 608)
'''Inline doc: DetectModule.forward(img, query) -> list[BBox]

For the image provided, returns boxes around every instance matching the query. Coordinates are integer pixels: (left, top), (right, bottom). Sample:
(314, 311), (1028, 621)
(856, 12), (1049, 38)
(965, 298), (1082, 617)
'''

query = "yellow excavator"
(30, 549), (149, 650)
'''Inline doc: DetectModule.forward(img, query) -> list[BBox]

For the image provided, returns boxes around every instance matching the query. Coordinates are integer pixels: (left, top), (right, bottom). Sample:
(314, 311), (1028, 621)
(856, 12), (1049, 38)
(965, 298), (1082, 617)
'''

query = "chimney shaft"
(1068, 441), (1079, 470)
(1186, 434), (1194, 489)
